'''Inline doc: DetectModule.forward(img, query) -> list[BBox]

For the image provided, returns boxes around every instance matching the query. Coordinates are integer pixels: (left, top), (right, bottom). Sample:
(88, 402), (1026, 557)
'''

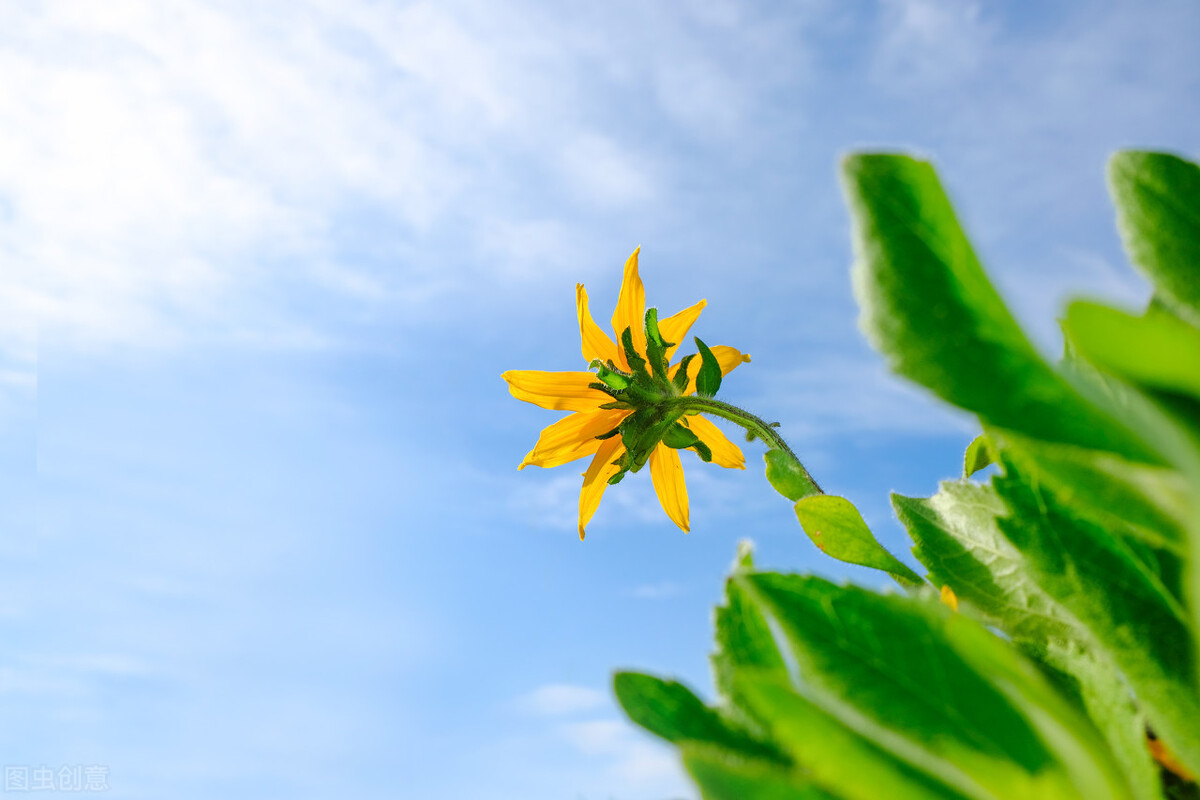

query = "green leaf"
(763, 448), (820, 501)
(612, 672), (784, 761)
(841, 153), (1152, 462)
(1065, 300), (1200, 398)
(997, 433), (1188, 557)
(963, 435), (994, 477)
(695, 337), (723, 398)
(1034, 641), (1166, 800)
(896, 481), (1079, 645)
(896, 482), (1166, 800)
(682, 745), (837, 800)
(733, 671), (970, 800)
(991, 456), (1200, 776)
(792, 495), (923, 587)
(1108, 151), (1200, 325)
(729, 573), (1131, 800)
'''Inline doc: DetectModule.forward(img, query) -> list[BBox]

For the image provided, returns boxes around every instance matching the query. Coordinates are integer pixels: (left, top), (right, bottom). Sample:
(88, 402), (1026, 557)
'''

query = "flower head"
(503, 247), (750, 539)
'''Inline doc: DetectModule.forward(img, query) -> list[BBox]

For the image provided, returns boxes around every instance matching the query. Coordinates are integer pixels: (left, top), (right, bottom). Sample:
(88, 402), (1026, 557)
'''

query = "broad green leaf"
(992, 458), (1200, 776)
(712, 565), (787, 707)
(1065, 301), (1200, 398)
(841, 153), (1152, 462)
(734, 671), (969, 800)
(896, 482), (1164, 800)
(1108, 151), (1200, 325)
(682, 745), (837, 800)
(897, 482), (1079, 645)
(730, 573), (1131, 800)
(612, 672), (784, 761)
(763, 448), (820, 501)
(997, 432), (1188, 557)
(793, 495), (923, 587)
(695, 337), (723, 397)
(1034, 641), (1165, 800)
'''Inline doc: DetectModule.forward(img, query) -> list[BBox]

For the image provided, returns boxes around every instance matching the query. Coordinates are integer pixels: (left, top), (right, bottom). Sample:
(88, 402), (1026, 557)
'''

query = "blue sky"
(2, 1), (1198, 797)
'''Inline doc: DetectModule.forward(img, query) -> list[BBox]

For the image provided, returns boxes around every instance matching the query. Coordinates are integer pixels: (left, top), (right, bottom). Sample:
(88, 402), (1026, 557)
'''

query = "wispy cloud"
(560, 719), (683, 785)
(514, 684), (609, 717)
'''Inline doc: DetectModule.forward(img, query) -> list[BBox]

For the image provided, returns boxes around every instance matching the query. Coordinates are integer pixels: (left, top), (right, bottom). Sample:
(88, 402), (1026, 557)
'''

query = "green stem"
(672, 396), (823, 494)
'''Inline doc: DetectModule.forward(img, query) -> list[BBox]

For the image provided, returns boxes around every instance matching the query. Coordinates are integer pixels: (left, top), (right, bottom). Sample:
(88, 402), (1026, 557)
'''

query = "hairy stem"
(671, 396), (823, 494)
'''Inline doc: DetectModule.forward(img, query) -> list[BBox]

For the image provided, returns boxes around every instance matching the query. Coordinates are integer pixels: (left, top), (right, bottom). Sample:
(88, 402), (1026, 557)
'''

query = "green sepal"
(621, 327), (649, 377)
(594, 427), (621, 441)
(662, 422), (713, 462)
(589, 360), (631, 391)
(695, 337), (723, 397)
(673, 354), (696, 393)
(644, 308), (673, 383)
(610, 407), (686, 483)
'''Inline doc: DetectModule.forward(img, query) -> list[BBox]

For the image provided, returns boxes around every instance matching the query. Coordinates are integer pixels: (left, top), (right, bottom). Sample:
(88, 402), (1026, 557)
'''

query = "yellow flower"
(503, 247), (750, 539)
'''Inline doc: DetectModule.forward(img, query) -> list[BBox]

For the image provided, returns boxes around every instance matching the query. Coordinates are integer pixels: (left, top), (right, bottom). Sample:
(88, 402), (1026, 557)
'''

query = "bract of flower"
(503, 247), (750, 539)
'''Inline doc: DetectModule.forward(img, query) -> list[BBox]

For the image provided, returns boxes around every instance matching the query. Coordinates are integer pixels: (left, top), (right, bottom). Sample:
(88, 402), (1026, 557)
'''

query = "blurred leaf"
(964, 435), (994, 477)
(896, 481), (1078, 645)
(1065, 301), (1200, 397)
(793, 495), (923, 587)
(992, 457), (1200, 776)
(764, 448), (820, 501)
(726, 573), (1131, 799)
(841, 153), (1153, 462)
(998, 433), (1188, 557)
(896, 482), (1165, 800)
(734, 671), (969, 800)
(1108, 151), (1200, 325)
(682, 745), (838, 800)
(613, 672), (784, 761)
(1035, 640), (1166, 800)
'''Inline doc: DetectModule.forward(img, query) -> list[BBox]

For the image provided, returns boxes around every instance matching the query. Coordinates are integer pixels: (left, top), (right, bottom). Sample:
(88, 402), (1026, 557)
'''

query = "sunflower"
(503, 247), (750, 539)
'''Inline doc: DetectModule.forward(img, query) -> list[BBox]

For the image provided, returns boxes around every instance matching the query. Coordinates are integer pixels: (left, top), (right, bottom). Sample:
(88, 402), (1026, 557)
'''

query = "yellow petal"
(519, 409), (629, 470)
(683, 415), (745, 469)
(668, 345), (752, 395)
(940, 585), (959, 613)
(649, 445), (690, 532)
(610, 247), (646, 368)
(659, 299), (706, 361)
(578, 436), (625, 540)
(503, 370), (607, 412)
(577, 284), (619, 365)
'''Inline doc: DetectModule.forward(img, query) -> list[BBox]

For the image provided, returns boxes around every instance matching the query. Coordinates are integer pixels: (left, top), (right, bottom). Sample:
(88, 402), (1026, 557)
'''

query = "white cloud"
(559, 133), (656, 208)
(561, 719), (683, 784)
(0, 0), (630, 368)
(762, 356), (975, 438)
(515, 684), (609, 717)
(871, 0), (991, 89)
